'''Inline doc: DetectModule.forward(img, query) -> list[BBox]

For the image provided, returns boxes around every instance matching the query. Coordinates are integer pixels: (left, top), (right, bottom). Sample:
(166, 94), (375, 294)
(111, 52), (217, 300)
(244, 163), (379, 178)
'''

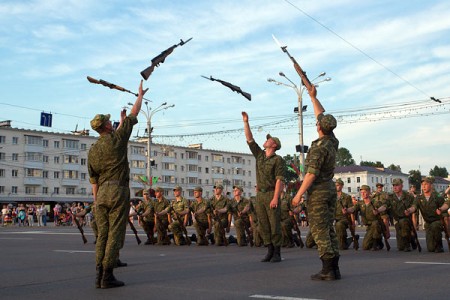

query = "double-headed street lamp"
(267, 72), (331, 180)
(128, 101), (175, 187)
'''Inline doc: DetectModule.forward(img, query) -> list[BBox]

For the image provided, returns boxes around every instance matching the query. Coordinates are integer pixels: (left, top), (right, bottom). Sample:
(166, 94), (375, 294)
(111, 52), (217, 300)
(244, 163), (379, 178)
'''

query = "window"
(79, 188), (86, 195)
(12, 170), (18, 177)
(0, 169), (4, 177)
(25, 152), (41, 161)
(12, 137), (18, 144)
(132, 146), (145, 155)
(54, 141), (60, 148)
(81, 143), (87, 150)
(25, 135), (42, 145)
(163, 163), (176, 170)
(43, 140), (48, 147)
(356, 177), (360, 183)
(347, 178), (351, 184)
(42, 187), (48, 194)
(81, 173), (86, 180)
(198, 155), (201, 161)
(227, 158), (231, 163)
(205, 156), (209, 162)
(187, 151), (198, 160)
(188, 177), (197, 184)
(54, 156), (60, 164)
(25, 186), (37, 194)
(66, 187), (75, 195)
(0, 186), (4, 194)
(348, 187), (352, 193)
(131, 160), (145, 168)
(43, 171), (48, 178)
(54, 172), (60, 179)
(26, 168), (42, 177)
(63, 170), (78, 179)
(0, 153), (6, 160)
(205, 168), (209, 174)
(188, 164), (198, 172)
(64, 155), (78, 164)
(43, 155), (49, 163)
(12, 153), (18, 161)
(12, 186), (18, 194)
(163, 176), (175, 183)
(53, 187), (59, 195)
(212, 154), (223, 162)
(0, 136), (5, 143)
(63, 139), (78, 149)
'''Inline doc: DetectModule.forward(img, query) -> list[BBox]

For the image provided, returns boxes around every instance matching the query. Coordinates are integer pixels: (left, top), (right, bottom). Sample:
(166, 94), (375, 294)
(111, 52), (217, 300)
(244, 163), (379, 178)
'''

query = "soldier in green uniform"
(242, 112), (285, 263)
(229, 185), (252, 246)
(372, 183), (391, 237)
(210, 184), (230, 246)
(292, 85), (340, 280)
(136, 189), (155, 245)
(168, 186), (190, 245)
(191, 186), (212, 246)
(414, 177), (448, 252)
(88, 80), (147, 289)
(351, 185), (387, 250)
(334, 178), (355, 250)
(153, 187), (171, 245)
(280, 191), (295, 248)
(249, 195), (263, 247)
(387, 178), (417, 252)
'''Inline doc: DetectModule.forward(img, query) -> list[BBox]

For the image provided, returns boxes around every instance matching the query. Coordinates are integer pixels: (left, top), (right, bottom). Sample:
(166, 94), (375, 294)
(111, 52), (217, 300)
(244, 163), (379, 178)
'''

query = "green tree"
(387, 163), (401, 172)
(336, 147), (355, 166)
(408, 170), (422, 190)
(360, 161), (384, 168)
(429, 165), (449, 178)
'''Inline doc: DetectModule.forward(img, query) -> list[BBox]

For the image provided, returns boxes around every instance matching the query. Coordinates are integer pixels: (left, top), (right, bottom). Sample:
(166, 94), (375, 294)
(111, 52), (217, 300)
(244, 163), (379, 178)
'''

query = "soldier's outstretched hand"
(242, 111), (248, 122)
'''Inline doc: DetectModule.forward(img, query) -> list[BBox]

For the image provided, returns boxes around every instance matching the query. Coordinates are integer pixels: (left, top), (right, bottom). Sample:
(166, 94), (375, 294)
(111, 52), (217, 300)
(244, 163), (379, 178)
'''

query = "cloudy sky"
(1, 0), (449, 175)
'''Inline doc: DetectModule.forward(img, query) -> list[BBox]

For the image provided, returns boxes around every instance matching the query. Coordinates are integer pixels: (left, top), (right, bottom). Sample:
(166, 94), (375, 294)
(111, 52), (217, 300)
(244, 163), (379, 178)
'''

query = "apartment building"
(0, 121), (256, 204)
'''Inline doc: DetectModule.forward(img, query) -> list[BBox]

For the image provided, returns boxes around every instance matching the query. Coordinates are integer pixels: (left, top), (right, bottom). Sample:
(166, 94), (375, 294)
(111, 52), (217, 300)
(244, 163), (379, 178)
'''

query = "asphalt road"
(1, 225), (449, 300)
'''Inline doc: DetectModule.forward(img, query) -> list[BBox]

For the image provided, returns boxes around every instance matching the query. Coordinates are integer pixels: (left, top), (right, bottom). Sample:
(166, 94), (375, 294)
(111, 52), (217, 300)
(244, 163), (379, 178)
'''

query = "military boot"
(261, 243), (274, 262)
(101, 268), (124, 289)
(270, 246), (281, 263)
(311, 258), (336, 281)
(95, 265), (103, 288)
(332, 256), (341, 280)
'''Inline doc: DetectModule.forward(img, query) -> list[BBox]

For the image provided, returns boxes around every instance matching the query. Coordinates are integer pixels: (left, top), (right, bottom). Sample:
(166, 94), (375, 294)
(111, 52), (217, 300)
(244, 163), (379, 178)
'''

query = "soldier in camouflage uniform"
(387, 178), (417, 252)
(191, 186), (212, 246)
(242, 112), (285, 263)
(292, 85), (340, 280)
(249, 196), (263, 247)
(372, 183), (391, 237)
(88, 80), (147, 289)
(351, 185), (387, 250)
(153, 187), (171, 245)
(414, 177), (448, 252)
(229, 185), (252, 246)
(210, 184), (230, 246)
(168, 186), (190, 246)
(280, 191), (295, 248)
(136, 189), (155, 245)
(334, 178), (356, 250)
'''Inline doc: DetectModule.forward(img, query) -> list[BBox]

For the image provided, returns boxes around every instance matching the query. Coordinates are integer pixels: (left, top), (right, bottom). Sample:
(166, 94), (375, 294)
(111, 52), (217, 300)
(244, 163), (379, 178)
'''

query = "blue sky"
(1, 0), (449, 175)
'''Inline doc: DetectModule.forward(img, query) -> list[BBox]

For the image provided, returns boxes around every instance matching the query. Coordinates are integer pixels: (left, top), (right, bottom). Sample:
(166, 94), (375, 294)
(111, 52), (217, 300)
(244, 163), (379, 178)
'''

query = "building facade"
(0, 123), (256, 204)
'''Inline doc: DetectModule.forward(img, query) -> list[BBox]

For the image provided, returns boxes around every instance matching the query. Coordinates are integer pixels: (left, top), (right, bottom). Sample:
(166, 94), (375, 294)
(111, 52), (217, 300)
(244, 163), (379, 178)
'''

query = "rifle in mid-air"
(140, 37), (193, 80)
(272, 34), (312, 91)
(401, 201), (421, 252)
(290, 213), (304, 248)
(201, 75), (251, 101)
(86, 76), (151, 102)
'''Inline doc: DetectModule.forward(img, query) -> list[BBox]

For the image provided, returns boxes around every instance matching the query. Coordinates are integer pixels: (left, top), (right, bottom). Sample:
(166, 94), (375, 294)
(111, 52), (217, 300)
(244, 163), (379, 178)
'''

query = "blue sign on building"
(40, 112), (52, 127)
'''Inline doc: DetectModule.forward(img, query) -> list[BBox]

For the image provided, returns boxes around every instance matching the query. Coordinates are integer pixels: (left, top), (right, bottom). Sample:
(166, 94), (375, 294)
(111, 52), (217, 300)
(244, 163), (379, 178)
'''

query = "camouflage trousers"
(251, 220), (263, 247)
(281, 218), (294, 247)
(156, 217), (170, 244)
(139, 219), (154, 239)
(168, 220), (184, 245)
(213, 217), (228, 245)
(362, 220), (382, 250)
(335, 218), (349, 249)
(255, 191), (281, 247)
(424, 220), (443, 252)
(305, 231), (316, 248)
(234, 217), (250, 246)
(194, 219), (209, 245)
(394, 218), (412, 251)
(95, 185), (130, 269)
(307, 181), (339, 259)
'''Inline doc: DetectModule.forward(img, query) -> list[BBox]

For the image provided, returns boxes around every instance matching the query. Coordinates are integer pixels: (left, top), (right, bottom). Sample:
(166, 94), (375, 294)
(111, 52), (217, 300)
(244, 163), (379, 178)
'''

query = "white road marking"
(250, 295), (323, 300)
(53, 250), (95, 253)
(405, 261), (450, 265)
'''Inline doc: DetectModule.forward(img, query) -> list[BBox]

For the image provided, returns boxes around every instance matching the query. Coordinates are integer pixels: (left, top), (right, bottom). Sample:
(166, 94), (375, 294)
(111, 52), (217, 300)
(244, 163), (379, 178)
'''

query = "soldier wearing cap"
(415, 177), (448, 252)
(190, 186), (212, 245)
(387, 178), (417, 252)
(168, 186), (190, 245)
(242, 112), (285, 262)
(334, 178), (357, 250)
(153, 187), (171, 245)
(136, 189), (155, 245)
(209, 184), (230, 246)
(229, 185), (252, 246)
(351, 185), (386, 250)
(371, 183), (391, 238)
(292, 85), (340, 280)
(88, 80), (147, 289)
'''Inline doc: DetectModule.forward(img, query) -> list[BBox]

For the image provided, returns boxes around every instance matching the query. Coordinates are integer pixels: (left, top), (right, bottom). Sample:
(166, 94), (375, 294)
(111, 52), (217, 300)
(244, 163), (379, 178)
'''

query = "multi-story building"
(0, 121), (256, 204)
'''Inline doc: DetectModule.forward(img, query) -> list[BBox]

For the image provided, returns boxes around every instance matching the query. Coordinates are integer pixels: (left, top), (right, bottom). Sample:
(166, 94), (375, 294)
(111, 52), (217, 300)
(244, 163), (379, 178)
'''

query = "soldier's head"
(264, 134), (281, 151)
(233, 185), (243, 198)
(335, 178), (344, 192)
(421, 177), (434, 194)
(154, 187), (164, 199)
(392, 178), (403, 193)
(194, 186), (203, 199)
(316, 113), (337, 136)
(173, 186), (182, 197)
(213, 184), (223, 196)
(143, 189), (150, 200)
(360, 185), (371, 200)
(376, 183), (384, 192)
(90, 114), (113, 134)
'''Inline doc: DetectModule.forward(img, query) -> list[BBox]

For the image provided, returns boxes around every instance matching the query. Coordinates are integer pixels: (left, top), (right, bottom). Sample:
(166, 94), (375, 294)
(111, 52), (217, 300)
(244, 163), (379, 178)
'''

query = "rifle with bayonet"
(272, 34), (312, 91)
(71, 211), (88, 244)
(201, 75), (251, 101)
(141, 37), (193, 80)
(339, 198), (358, 250)
(128, 219), (142, 245)
(86, 76), (151, 102)
(369, 201), (391, 251)
(401, 201), (421, 252)
(175, 212), (191, 245)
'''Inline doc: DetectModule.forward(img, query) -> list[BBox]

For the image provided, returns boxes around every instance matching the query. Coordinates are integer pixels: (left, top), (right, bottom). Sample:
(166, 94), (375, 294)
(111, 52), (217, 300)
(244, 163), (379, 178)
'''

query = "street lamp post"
(267, 72), (331, 180)
(128, 101), (175, 187)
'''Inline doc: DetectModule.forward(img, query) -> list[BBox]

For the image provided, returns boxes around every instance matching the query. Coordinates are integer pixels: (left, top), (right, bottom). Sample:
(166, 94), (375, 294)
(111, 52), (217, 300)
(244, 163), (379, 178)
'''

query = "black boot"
(270, 246), (281, 262)
(261, 244), (274, 262)
(311, 258), (336, 281)
(101, 268), (124, 289)
(114, 259), (127, 268)
(95, 265), (103, 288)
(332, 256), (341, 280)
